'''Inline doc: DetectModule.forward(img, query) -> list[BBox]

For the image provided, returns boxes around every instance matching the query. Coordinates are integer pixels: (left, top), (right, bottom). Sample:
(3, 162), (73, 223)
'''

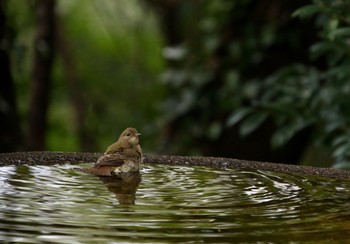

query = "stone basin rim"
(0, 151), (349, 180)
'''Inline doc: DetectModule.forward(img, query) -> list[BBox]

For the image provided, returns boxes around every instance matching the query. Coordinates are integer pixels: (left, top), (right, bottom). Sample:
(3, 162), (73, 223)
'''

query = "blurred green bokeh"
(8, 0), (166, 152)
(3, 0), (350, 169)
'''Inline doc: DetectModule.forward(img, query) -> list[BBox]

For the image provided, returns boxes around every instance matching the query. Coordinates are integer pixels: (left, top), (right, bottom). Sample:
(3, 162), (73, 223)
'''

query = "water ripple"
(0, 164), (349, 243)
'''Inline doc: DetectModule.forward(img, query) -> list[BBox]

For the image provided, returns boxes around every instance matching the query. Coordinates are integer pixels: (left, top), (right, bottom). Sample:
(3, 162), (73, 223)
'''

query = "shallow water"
(0, 163), (349, 243)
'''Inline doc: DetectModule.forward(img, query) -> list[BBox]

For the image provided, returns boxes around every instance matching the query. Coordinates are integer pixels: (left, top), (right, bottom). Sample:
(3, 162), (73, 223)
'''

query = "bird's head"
(119, 127), (141, 146)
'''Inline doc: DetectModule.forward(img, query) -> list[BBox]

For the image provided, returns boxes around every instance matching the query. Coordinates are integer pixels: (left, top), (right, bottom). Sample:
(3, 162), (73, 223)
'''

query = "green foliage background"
(7, 0), (165, 152)
(291, 0), (350, 168)
(5, 0), (350, 168)
(161, 0), (350, 168)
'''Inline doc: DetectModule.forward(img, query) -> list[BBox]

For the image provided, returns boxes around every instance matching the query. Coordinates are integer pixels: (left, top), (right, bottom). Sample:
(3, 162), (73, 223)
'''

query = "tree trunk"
(27, 0), (56, 150)
(56, 17), (98, 152)
(0, 1), (23, 152)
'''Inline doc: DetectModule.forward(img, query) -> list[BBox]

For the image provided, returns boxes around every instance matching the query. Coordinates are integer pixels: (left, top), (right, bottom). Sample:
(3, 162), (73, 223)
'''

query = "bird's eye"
(127, 133), (131, 136)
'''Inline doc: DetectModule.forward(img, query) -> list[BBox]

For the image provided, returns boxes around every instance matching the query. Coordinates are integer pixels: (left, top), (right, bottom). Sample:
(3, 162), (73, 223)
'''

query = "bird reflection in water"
(78, 127), (143, 204)
(98, 172), (141, 205)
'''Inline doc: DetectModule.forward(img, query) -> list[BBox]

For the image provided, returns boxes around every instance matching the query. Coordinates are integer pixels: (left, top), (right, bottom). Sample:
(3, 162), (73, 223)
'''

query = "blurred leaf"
(239, 111), (268, 137)
(310, 42), (332, 59)
(333, 143), (350, 158)
(271, 119), (313, 148)
(331, 135), (348, 147)
(225, 70), (239, 89)
(208, 121), (222, 140)
(226, 107), (251, 127)
(326, 65), (350, 80)
(326, 19), (339, 41)
(324, 120), (343, 133)
(332, 27), (350, 38)
(271, 127), (292, 149)
(292, 4), (322, 18)
(333, 161), (350, 169)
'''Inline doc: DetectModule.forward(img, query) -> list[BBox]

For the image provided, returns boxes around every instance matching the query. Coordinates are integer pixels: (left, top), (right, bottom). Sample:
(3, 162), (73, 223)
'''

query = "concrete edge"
(0, 152), (349, 180)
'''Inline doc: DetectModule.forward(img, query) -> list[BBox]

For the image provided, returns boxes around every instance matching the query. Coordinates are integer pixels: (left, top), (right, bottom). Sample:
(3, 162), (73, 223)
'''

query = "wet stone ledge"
(0, 152), (350, 180)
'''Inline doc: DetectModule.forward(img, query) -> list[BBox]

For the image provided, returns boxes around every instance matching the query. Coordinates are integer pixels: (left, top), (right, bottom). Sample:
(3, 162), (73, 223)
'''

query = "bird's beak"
(137, 133), (141, 136)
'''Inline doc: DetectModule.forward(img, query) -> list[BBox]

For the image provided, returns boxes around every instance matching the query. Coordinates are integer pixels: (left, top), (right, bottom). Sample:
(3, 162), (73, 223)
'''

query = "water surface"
(0, 163), (349, 243)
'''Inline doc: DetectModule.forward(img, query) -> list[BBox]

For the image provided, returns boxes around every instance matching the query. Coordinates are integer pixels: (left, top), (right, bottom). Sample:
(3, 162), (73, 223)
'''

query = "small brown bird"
(105, 127), (142, 161)
(80, 127), (143, 176)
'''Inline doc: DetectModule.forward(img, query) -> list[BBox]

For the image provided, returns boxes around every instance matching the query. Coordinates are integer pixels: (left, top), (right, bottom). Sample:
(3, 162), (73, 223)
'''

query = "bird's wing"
(94, 153), (126, 167)
(105, 143), (123, 154)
